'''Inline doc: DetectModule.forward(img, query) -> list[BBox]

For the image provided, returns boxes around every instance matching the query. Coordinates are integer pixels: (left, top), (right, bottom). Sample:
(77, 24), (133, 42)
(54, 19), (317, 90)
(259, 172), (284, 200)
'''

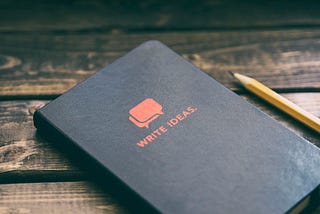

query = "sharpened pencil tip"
(228, 71), (235, 76)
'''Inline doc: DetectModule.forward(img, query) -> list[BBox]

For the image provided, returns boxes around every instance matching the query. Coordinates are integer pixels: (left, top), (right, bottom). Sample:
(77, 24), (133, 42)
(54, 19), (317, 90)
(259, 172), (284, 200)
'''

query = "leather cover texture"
(34, 40), (320, 214)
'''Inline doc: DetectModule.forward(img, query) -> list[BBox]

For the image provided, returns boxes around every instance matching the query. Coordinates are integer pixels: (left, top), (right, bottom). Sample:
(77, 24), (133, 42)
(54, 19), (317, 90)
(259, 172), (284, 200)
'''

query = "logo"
(129, 98), (164, 128)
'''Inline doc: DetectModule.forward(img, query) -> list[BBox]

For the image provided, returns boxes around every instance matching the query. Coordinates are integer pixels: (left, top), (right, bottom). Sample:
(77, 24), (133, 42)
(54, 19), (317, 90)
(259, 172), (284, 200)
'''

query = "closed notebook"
(34, 40), (320, 213)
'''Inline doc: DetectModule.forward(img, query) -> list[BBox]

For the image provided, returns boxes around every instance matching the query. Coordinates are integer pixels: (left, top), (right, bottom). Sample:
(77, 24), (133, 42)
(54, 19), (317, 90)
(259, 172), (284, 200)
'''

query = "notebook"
(34, 40), (320, 213)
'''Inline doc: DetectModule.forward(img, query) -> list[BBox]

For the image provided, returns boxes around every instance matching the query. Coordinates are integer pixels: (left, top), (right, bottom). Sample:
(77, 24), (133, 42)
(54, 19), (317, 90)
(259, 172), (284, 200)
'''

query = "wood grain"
(1, 0), (320, 32)
(0, 181), (128, 214)
(1, 29), (320, 97)
(0, 93), (319, 176)
(1, 1), (319, 212)
(0, 100), (78, 173)
(0, 180), (319, 214)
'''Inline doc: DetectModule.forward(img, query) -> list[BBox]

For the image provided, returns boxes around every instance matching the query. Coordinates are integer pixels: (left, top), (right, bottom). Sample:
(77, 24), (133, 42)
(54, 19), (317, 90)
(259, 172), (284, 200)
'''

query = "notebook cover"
(34, 40), (320, 214)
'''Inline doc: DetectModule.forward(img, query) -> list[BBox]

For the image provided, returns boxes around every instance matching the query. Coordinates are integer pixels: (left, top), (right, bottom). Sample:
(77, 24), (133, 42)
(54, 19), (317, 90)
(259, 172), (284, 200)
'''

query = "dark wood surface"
(1, 29), (320, 98)
(1, 0), (320, 31)
(0, 1), (320, 213)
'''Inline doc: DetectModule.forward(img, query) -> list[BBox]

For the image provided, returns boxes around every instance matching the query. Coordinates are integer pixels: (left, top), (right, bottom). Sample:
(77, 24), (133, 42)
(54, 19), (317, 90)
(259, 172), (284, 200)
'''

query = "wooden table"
(0, 1), (319, 213)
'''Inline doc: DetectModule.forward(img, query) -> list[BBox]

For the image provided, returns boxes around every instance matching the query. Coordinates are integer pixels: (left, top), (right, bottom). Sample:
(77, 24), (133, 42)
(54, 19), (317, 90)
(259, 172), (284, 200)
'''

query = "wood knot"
(0, 146), (26, 162)
(0, 140), (37, 172)
(0, 55), (21, 70)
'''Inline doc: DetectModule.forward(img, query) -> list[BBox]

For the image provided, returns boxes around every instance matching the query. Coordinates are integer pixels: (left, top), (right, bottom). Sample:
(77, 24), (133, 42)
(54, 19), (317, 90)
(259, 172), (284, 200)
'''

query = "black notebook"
(34, 41), (320, 213)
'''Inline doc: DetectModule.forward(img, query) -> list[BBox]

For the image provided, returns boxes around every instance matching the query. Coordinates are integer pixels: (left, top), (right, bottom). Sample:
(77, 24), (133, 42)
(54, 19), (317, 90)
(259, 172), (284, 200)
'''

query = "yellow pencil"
(230, 72), (320, 133)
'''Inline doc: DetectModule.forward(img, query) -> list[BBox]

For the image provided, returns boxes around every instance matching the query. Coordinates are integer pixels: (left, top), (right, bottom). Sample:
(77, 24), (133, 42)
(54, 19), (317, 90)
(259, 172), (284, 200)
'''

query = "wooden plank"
(1, 0), (320, 32)
(1, 29), (320, 97)
(0, 181), (129, 214)
(0, 100), (77, 173)
(0, 181), (318, 214)
(0, 93), (319, 176)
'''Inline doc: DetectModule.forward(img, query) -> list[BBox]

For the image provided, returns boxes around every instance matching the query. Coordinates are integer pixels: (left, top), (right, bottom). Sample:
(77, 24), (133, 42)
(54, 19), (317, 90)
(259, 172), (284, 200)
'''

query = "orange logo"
(129, 98), (164, 128)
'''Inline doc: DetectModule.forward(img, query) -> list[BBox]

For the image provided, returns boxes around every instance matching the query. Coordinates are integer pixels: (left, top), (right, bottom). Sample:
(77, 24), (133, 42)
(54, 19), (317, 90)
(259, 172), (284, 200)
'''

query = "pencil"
(230, 71), (320, 133)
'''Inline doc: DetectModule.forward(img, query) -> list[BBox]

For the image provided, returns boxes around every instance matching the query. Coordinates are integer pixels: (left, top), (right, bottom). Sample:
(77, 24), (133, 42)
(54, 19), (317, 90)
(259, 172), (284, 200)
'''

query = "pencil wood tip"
(228, 70), (235, 76)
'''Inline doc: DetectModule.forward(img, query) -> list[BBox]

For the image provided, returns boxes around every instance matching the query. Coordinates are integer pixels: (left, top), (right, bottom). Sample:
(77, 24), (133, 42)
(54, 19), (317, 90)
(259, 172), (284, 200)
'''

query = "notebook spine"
(34, 110), (58, 135)
(33, 110), (45, 130)
(33, 110), (67, 142)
